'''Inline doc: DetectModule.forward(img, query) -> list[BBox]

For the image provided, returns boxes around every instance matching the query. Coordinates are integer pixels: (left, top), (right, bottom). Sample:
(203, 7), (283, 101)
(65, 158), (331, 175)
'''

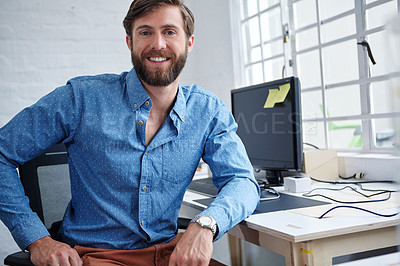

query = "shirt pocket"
(162, 139), (201, 184)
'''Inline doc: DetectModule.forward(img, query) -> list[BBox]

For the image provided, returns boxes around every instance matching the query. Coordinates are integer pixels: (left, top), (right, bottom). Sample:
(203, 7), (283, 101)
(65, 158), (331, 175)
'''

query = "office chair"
(4, 143), (190, 266)
(4, 143), (70, 266)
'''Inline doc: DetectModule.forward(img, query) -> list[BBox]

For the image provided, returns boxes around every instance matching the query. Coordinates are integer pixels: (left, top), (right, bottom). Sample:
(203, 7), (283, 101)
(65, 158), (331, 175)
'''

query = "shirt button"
(143, 186), (147, 191)
(145, 101), (150, 106)
(138, 120), (144, 125)
(144, 151), (148, 155)
(133, 104), (137, 108)
(141, 221), (144, 226)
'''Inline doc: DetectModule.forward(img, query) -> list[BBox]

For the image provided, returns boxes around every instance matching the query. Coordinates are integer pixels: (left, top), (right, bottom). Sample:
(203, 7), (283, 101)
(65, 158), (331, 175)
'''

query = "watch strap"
(189, 215), (218, 237)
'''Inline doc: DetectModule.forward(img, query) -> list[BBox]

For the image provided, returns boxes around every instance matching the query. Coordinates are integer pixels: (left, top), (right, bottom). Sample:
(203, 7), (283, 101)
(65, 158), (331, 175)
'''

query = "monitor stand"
(264, 170), (284, 186)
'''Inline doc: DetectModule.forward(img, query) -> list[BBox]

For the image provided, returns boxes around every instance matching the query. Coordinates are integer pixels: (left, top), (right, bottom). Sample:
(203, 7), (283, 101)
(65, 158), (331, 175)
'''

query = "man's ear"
(126, 35), (132, 50)
(187, 35), (195, 53)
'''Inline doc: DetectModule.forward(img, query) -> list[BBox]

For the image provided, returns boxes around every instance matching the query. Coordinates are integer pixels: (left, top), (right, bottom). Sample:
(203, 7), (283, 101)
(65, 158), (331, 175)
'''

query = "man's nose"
(151, 32), (167, 50)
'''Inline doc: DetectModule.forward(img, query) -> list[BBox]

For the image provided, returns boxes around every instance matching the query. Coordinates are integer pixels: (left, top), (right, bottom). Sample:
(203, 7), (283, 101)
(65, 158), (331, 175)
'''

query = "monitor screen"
(231, 77), (302, 185)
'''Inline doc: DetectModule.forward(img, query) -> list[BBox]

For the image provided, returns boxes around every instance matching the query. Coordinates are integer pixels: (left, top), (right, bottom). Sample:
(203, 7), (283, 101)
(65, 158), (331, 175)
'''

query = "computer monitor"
(231, 77), (302, 185)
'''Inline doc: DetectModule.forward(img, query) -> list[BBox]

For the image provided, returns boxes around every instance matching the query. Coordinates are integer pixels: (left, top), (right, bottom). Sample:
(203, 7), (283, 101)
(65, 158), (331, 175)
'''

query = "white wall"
(0, 0), (235, 127)
(182, 0), (235, 108)
(0, 0), (134, 127)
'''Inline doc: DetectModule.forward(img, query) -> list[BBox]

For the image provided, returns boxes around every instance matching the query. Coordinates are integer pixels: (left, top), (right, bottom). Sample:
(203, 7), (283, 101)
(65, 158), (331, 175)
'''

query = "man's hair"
(123, 0), (195, 39)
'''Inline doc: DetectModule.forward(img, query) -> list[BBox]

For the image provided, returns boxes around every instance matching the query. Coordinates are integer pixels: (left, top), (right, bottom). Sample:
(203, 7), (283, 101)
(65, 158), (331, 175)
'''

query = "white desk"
(181, 183), (400, 266)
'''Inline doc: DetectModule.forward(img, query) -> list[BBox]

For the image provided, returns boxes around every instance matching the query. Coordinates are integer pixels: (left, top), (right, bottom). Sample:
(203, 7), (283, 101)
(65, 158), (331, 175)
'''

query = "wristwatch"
(190, 215), (218, 238)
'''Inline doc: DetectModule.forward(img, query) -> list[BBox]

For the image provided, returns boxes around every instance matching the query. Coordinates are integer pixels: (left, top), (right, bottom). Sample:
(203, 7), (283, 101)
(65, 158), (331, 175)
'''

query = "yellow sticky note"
(263, 83), (291, 108)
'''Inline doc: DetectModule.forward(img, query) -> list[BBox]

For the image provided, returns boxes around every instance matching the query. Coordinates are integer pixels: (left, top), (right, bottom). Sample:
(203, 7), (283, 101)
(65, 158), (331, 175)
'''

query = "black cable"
(303, 142), (320, 149)
(305, 185), (390, 199)
(303, 186), (392, 204)
(357, 183), (397, 193)
(339, 173), (366, 180)
(308, 176), (399, 218)
(257, 180), (280, 201)
(339, 174), (356, 180)
(260, 189), (280, 201)
(318, 205), (398, 219)
(310, 176), (394, 185)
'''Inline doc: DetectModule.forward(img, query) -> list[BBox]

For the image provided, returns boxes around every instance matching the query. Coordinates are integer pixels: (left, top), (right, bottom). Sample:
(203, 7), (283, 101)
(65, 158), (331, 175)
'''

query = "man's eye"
(165, 30), (176, 36)
(140, 31), (150, 36)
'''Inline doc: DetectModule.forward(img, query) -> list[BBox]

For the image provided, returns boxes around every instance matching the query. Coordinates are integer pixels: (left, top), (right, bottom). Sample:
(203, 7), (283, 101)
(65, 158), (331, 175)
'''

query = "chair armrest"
(4, 251), (34, 266)
(177, 217), (191, 229)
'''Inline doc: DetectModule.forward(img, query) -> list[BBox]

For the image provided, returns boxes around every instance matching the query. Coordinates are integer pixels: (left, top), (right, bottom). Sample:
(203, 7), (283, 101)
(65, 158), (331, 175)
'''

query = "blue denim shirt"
(0, 68), (259, 250)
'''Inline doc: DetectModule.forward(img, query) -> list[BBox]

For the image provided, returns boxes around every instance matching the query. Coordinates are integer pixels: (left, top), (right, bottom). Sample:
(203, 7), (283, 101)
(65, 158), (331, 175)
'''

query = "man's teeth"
(149, 57), (167, 62)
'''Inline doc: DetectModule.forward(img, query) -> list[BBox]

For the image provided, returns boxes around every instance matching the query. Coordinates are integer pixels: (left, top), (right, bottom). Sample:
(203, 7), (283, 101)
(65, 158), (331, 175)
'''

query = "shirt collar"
(126, 68), (151, 112)
(172, 84), (186, 123)
(126, 68), (186, 122)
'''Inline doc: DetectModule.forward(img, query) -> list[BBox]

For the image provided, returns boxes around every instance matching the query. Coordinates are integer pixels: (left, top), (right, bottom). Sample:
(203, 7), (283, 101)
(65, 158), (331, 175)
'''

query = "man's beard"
(130, 47), (188, 87)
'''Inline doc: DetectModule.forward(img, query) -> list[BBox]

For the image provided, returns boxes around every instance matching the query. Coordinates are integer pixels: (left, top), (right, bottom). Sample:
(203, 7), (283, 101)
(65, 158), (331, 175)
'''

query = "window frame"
(233, 0), (400, 153)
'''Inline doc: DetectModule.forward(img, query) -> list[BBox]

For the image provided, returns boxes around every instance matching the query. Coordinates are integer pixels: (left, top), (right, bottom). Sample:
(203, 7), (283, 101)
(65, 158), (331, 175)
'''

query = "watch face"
(199, 216), (212, 226)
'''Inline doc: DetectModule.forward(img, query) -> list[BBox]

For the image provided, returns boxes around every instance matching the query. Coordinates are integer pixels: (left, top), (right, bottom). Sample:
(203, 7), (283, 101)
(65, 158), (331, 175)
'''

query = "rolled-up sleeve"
(201, 104), (260, 240)
(0, 84), (80, 249)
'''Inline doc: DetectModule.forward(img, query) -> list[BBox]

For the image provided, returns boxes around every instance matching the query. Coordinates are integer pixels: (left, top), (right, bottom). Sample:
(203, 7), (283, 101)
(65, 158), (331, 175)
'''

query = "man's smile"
(148, 57), (169, 62)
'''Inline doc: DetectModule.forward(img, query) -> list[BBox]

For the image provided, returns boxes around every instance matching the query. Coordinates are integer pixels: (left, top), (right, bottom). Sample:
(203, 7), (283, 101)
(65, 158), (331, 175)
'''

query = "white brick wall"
(0, 0), (236, 128)
(0, 0), (133, 126)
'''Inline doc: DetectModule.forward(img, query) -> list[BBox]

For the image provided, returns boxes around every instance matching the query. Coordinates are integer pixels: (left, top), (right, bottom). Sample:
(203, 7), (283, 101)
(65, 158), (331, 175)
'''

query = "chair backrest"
(19, 143), (71, 229)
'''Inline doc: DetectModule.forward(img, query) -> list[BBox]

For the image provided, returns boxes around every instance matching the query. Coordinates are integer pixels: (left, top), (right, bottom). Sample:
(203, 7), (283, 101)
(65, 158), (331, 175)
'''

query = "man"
(0, 0), (259, 265)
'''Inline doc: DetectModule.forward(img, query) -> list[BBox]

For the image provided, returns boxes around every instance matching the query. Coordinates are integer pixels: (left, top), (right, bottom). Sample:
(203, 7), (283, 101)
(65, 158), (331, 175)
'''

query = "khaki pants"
(74, 233), (224, 266)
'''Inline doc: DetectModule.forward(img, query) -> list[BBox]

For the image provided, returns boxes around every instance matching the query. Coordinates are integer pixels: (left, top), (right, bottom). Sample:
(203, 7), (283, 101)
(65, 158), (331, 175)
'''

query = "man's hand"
(27, 236), (82, 266)
(169, 223), (213, 266)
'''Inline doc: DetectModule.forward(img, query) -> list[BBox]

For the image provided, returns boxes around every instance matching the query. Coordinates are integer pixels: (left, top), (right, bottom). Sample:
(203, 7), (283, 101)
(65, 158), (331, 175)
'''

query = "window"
(237, 0), (292, 85)
(234, 0), (400, 152)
